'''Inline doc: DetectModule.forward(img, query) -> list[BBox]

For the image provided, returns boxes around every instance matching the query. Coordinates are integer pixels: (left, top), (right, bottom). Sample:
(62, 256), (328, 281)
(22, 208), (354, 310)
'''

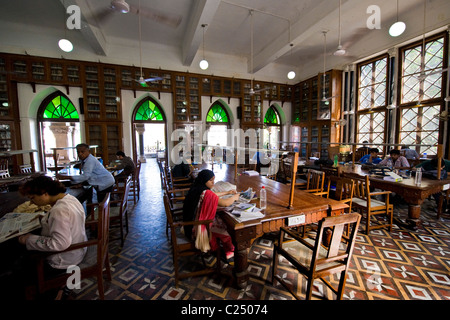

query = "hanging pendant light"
(334, 0), (346, 56)
(287, 44), (296, 79)
(389, 0), (406, 37)
(199, 24), (209, 70)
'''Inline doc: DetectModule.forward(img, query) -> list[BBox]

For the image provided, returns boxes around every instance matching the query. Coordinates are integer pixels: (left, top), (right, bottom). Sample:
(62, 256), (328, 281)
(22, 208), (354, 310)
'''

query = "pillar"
(135, 124), (146, 163)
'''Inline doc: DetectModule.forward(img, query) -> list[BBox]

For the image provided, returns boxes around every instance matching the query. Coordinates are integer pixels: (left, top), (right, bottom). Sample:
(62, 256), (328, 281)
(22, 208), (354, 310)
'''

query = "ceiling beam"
(181, 0), (221, 67)
(62, 0), (108, 56)
(251, 0), (339, 74)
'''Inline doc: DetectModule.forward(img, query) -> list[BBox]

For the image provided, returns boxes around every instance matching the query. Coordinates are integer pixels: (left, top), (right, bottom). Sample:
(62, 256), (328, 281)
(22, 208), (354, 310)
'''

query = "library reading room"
(0, 0), (449, 309)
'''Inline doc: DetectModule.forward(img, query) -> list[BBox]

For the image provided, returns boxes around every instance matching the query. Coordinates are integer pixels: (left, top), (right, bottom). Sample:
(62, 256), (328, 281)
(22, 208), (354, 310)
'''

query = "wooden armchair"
(272, 213), (361, 300)
(163, 193), (219, 287)
(31, 193), (112, 300)
(110, 176), (132, 246)
(352, 175), (393, 234)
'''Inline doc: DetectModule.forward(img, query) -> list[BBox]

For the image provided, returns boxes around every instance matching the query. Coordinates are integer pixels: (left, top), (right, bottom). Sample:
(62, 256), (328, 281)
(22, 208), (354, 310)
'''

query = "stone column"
(135, 124), (146, 163)
(49, 123), (72, 164)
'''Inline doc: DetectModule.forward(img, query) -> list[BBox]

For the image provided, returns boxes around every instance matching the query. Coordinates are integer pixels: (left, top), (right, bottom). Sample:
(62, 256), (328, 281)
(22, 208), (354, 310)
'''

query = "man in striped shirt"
(379, 149), (410, 168)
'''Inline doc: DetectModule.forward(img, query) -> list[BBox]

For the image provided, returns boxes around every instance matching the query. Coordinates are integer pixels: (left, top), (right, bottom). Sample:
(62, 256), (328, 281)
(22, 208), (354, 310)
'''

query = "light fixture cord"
(202, 24), (206, 60)
(139, 0), (143, 77)
(250, 10), (254, 89)
(338, 0), (342, 46)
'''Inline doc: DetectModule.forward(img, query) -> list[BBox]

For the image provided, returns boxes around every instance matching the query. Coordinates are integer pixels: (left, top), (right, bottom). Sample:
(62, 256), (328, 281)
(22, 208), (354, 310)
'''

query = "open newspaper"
(213, 181), (263, 222)
(0, 211), (45, 243)
(212, 181), (256, 203)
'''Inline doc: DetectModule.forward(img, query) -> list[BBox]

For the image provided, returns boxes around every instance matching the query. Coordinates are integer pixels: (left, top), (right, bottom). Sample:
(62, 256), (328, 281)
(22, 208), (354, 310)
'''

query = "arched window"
(132, 96), (167, 161)
(264, 106), (280, 125)
(134, 98), (164, 121)
(263, 106), (281, 150)
(39, 93), (79, 121)
(206, 103), (229, 123)
(205, 101), (230, 148)
(37, 91), (81, 172)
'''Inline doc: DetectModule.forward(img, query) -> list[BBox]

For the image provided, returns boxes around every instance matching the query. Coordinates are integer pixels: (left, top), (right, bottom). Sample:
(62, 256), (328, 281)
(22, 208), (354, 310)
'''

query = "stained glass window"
(42, 95), (79, 119)
(206, 103), (228, 123)
(264, 106), (279, 125)
(135, 99), (164, 121)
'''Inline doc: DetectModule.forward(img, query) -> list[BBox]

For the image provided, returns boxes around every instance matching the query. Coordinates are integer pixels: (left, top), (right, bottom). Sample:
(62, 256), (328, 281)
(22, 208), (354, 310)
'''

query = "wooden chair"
(437, 189), (450, 219)
(327, 176), (355, 213)
(20, 164), (33, 174)
(110, 176), (132, 246)
(0, 169), (10, 179)
(128, 160), (141, 204)
(31, 193), (112, 300)
(303, 169), (326, 195)
(272, 213), (361, 300)
(163, 193), (219, 287)
(351, 175), (393, 234)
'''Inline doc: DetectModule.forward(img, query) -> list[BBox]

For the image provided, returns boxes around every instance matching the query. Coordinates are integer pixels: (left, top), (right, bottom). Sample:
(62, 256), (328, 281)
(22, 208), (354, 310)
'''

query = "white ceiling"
(0, 0), (449, 84)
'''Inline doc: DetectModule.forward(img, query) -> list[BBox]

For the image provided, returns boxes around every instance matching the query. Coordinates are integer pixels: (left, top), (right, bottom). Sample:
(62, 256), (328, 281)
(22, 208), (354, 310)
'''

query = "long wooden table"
(338, 164), (450, 229)
(211, 164), (348, 289)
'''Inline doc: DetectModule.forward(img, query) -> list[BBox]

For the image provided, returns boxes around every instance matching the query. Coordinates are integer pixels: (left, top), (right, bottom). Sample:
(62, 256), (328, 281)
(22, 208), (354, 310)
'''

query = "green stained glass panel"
(135, 100), (164, 121)
(206, 104), (228, 123)
(264, 107), (279, 124)
(43, 95), (79, 119)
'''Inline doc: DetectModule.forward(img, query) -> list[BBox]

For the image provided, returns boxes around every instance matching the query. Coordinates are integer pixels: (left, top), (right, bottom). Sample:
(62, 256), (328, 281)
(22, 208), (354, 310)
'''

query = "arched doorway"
(37, 91), (81, 172)
(205, 100), (232, 162)
(132, 96), (167, 162)
(263, 105), (282, 150)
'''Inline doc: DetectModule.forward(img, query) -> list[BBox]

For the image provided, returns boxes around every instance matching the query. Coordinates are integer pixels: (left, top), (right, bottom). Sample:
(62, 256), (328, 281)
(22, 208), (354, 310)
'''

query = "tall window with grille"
(356, 54), (389, 147)
(398, 32), (447, 156)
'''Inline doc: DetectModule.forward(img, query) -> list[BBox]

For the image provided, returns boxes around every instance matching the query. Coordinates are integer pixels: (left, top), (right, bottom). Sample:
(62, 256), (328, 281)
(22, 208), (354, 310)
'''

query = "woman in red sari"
(183, 169), (239, 263)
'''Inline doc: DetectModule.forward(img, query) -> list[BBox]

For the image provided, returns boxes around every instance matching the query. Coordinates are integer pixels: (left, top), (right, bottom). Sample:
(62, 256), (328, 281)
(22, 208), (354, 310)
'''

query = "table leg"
(406, 204), (422, 229)
(233, 248), (249, 289)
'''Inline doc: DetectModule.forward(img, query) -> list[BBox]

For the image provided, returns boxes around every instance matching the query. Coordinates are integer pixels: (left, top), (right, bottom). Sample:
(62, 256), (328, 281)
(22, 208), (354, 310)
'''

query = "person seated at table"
(15, 176), (87, 298)
(415, 158), (450, 211)
(56, 143), (115, 203)
(172, 151), (193, 179)
(379, 149), (410, 168)
(359, 148), (382, 164)
(401, 145), (421, 160)
(112, 151), (136, 182)
(183, 169), (240, 263)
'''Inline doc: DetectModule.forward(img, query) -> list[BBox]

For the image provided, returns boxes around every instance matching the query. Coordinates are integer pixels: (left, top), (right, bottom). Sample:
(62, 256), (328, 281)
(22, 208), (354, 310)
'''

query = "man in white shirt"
(57, 143), (115, 202)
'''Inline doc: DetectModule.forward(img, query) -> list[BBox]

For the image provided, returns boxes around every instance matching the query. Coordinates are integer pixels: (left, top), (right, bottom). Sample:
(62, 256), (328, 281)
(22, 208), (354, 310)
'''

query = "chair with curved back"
(31, 193), (112, 300)
(272, 213), (361, 300)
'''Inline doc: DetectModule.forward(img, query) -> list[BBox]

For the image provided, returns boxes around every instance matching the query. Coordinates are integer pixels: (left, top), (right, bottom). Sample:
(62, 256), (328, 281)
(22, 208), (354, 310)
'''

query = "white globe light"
(58, 39), (73, 52)
(199, 59), (209, 70)
(287, 71), (296, 79)
(389, 21), (406, 37)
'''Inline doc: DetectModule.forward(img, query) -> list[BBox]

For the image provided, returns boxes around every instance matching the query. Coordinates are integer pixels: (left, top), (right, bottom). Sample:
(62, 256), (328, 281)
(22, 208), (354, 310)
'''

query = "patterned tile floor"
(71, 159), (450, 301)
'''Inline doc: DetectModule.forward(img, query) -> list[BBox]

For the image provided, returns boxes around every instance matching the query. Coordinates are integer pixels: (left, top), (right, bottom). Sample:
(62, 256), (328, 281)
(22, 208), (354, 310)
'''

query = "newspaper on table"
(0, 211), (45, 243)
(212, 181), (256, 203)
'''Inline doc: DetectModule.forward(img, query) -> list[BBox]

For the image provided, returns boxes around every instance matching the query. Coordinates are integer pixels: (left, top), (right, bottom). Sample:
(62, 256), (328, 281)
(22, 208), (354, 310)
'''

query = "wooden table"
(0, 186), (93, 218)
(339, 164), (450, 229)
(210, 164), (348, 288)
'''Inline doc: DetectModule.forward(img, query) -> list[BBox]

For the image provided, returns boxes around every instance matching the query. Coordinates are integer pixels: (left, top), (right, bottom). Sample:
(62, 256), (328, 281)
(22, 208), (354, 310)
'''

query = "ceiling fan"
(310, 31), (339, 104)
(248, 10), (270, 96)
(94, 0), (182, 28)
(122, 0), (163, 87)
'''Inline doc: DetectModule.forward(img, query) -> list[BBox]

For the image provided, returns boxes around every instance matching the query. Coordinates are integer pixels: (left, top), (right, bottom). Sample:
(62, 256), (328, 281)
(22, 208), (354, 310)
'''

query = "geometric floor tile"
(69, 159), (450, 301)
